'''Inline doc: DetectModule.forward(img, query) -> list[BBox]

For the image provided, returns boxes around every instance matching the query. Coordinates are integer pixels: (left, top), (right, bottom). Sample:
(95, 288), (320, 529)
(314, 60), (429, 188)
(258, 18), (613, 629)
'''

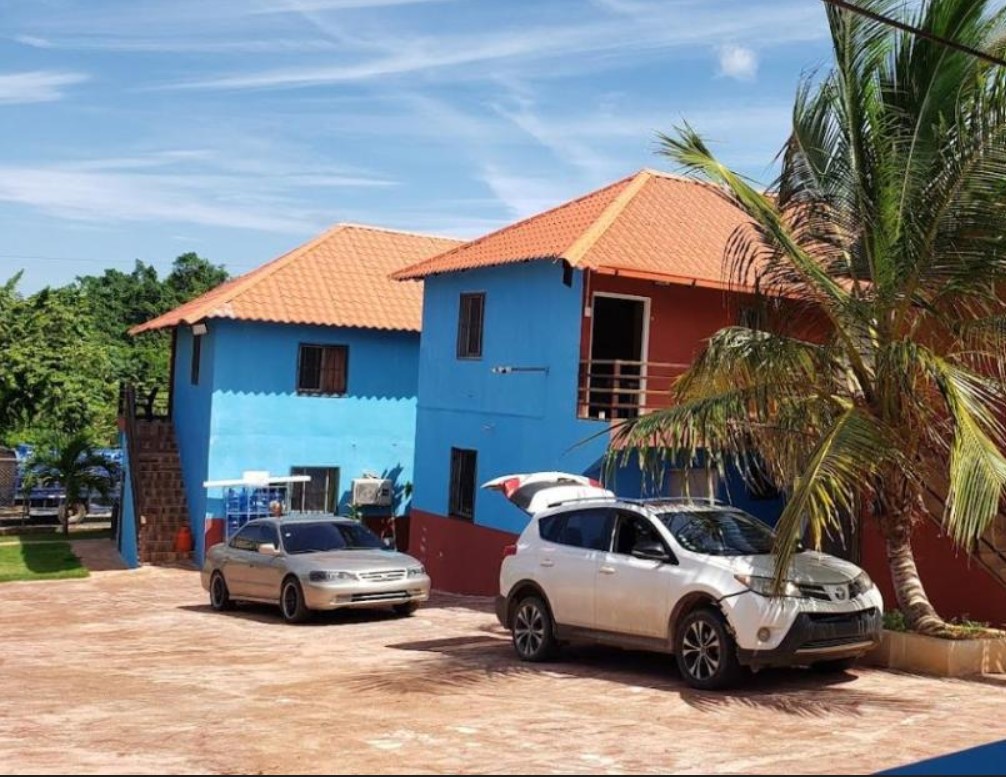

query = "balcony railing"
(118, 383), (171, 422)
(577, 359), (690, 420)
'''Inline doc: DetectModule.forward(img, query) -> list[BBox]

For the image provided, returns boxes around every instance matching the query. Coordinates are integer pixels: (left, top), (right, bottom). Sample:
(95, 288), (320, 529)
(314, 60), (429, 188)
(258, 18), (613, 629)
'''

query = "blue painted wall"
(170, 318), (419, 562)
(413, 262), (784, 536)
(173, 325), (216, 561)
(413, 262), (610, 535)
(116, 430), (139, 568)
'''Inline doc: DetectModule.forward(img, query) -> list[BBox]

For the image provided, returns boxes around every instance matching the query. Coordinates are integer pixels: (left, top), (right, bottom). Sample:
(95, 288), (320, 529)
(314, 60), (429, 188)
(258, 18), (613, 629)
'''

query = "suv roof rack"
(544, 494), (617, 510)
(625, 496), (732, 507)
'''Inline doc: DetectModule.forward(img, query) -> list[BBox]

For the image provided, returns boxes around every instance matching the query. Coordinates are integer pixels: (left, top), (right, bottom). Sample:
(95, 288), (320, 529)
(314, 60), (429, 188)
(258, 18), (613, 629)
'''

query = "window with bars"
(456, 292), (485, 359)
(290, 466), (340, 513)
(297, 344), (348, 395)
(448, 447), (477, 521)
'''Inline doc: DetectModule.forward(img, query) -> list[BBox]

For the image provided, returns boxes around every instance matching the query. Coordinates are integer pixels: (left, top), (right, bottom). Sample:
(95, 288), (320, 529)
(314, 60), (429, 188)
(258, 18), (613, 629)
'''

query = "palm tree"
(613, 0), (1006, 636)
(23, 433), (115, 535)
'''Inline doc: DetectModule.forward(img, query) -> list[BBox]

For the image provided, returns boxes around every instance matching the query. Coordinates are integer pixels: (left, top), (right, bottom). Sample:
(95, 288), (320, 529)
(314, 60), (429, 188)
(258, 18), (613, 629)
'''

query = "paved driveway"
(1, 562), (1004, 774)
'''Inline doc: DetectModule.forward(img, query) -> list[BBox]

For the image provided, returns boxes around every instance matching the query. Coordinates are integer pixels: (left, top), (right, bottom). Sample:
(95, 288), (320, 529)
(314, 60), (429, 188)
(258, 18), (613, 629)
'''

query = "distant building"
(122, 224), (460, 564)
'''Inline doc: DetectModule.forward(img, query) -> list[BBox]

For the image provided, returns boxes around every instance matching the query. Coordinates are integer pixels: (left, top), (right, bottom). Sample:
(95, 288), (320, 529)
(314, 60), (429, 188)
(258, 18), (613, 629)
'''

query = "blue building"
(125, 223), (461, 564)
(394, 170), (784, 594)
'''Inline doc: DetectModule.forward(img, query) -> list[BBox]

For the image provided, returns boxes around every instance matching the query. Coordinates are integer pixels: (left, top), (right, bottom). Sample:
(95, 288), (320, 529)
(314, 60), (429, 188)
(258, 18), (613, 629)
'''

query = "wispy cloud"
(0, 71), (89, 105)
(0, 149), (395, 233)
(14, 33), (338, 54)
(156, 2), (824, 91)
(718, 45), (759, 81)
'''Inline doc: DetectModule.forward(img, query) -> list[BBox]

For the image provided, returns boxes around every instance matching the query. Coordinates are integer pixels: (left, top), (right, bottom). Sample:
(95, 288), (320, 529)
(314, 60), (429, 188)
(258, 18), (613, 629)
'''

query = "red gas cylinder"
(174, 524), (194, 553)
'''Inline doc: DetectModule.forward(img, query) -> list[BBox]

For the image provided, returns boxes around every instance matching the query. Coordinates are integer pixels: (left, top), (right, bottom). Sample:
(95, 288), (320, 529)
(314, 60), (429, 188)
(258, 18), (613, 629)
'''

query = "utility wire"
(821, 0), (1006, 68)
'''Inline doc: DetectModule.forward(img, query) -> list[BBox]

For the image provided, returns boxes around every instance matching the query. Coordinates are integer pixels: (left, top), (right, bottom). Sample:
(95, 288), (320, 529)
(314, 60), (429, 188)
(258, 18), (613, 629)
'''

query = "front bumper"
(737, 607), (882, 668)
(301, 574), (432, 611)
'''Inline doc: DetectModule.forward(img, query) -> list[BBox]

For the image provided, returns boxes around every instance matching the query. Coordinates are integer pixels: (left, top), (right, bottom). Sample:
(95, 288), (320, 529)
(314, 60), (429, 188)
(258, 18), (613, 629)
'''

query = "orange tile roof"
(393, 169), (757, 290)
(131, 224), (462, 335)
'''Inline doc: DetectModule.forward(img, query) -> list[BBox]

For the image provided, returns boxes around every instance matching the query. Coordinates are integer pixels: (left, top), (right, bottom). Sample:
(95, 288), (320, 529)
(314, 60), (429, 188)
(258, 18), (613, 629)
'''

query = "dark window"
(281, 521), (385, 554)
(538, 515), (565, 543)
(456, 293), (485, 359)
(190, 333), (202, 385)
(613, 512), (666, 556)
(290, 467), (340, 513)
(448, 447), (477, 520)
(658, 509), (776, 557)
(230, 522), (272, 551)
(555, 508), (615, 551)
(297, 344), (348, 395)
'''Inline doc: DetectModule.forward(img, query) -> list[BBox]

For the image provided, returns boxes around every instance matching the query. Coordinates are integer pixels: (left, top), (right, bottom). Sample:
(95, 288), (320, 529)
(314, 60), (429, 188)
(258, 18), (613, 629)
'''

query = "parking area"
(2, 561), (1005, 775)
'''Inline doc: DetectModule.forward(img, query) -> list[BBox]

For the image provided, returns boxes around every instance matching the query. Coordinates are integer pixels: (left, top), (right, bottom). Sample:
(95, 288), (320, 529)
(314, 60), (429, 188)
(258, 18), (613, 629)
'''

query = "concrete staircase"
(132, 420), (192, 566)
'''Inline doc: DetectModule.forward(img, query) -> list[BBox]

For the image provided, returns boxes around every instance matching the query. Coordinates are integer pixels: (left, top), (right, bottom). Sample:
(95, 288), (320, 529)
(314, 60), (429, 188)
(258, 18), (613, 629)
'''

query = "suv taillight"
(503, 544), (517, 558)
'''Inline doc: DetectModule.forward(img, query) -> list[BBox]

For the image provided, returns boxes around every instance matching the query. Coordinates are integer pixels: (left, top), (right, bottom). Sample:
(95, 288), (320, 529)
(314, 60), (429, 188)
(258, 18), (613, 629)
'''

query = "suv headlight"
(308, 570), (357, 582)
(407, 565), (426, 578)
(849, 570), (874, 598)
(734, 574), (802, 598)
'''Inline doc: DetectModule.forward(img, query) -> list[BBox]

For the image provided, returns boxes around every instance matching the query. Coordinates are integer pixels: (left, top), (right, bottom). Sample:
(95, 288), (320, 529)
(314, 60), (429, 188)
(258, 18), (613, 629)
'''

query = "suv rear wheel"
(675, 608), (742, 690)
(511, 595), (557, 662)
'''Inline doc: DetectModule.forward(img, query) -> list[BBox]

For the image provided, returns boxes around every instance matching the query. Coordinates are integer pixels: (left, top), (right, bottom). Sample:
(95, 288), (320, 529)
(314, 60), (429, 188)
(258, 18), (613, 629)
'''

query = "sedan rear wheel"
(280, 577), (311, 624)
(209, 572), (233, 612)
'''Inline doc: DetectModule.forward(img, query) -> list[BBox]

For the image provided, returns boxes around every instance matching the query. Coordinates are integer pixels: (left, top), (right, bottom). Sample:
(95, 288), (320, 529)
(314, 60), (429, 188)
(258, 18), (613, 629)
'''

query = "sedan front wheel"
(280, 577), (311, 624)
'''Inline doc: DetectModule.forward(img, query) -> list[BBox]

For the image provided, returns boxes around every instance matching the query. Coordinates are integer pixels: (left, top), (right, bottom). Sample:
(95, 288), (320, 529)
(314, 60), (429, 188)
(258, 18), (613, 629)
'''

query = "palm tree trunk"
(882, 516), (946, 635)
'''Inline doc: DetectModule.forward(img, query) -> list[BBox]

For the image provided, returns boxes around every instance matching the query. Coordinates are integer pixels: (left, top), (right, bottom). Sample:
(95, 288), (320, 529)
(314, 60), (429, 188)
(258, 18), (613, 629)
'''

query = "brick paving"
(1, 565), (1004, 774)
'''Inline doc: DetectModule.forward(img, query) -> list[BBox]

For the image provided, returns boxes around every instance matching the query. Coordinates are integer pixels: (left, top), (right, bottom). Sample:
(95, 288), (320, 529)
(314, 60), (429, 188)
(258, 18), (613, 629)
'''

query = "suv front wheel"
(511, 595), (557, 662)
(675, 608), (742, 690)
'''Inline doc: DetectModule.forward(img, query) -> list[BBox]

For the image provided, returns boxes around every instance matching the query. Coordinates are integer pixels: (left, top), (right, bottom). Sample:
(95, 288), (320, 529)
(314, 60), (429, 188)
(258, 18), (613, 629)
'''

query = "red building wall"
(860, 518), (1006, 627)
(410, 509), (516, 596)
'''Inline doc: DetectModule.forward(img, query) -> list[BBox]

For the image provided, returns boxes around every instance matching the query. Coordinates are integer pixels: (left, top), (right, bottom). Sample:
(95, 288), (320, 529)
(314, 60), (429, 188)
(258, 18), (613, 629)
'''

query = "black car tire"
(511, 595), (557, 662)
(675, 608), (743, 690)
(280, 577), (311, 624)
(393, 602), (419, 617)
(209, 572), (234, 612)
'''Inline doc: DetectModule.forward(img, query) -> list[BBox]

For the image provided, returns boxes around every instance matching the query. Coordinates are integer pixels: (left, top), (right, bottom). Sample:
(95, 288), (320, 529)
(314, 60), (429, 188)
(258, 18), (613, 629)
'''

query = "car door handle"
(599, 566), (615, 575)
(540, 559), (555, 568)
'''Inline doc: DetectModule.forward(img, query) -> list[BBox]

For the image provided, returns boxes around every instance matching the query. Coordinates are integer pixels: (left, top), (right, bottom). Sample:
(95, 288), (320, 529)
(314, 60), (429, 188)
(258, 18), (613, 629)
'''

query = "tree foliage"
(614, 0), (1006, 635)
(0, 253), (227, 445)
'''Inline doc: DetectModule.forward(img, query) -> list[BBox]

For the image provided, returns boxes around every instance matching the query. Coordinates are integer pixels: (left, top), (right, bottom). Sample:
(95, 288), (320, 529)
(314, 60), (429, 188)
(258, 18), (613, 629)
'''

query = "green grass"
(884, 608), (1004, 639)
(0, 540), (88, 583)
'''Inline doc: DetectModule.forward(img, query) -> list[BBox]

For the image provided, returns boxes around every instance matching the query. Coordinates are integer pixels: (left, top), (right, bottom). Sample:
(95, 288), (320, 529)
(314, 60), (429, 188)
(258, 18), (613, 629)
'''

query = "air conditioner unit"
(351, 477), (393, 507)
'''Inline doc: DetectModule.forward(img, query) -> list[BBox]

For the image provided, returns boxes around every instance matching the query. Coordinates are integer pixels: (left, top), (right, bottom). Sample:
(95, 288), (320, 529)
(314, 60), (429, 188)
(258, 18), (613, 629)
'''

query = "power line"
(821, 0), (1006, 68)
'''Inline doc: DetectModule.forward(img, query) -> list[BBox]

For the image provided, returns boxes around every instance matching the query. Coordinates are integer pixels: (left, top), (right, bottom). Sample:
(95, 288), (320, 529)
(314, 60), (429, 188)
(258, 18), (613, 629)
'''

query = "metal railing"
(118, 383), (171, 421)
(577, 359), (689, 420)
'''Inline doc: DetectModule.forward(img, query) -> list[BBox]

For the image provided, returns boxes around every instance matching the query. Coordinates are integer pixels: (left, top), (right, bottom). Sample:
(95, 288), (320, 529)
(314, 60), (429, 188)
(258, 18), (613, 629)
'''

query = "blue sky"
(2, 0), (832, 292)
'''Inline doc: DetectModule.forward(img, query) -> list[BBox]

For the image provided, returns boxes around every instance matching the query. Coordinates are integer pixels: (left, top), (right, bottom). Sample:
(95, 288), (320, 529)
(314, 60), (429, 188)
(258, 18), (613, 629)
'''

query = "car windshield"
(657, 509), (776, 556)
(281, 522), (386, 554)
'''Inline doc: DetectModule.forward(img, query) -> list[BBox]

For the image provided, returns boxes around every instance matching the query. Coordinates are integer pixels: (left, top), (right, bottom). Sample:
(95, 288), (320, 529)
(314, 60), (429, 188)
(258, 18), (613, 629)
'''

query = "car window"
(281, 521), (386, 554)
(258, 523), (279, 548)
(658, 509), (775, 556)
(229, 524), (260, 551)
(538, 514), (564, 543)
(613, 512), (665, 556)
(554, 508), (614, 551)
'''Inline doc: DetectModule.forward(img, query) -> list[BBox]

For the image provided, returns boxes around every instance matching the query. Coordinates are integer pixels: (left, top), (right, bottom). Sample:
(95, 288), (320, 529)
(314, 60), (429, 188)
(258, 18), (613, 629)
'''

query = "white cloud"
(0, 149), (395, 233)
(718, 45), (758, 81)
(478, 165), (580, 220)
(0, 71), (89, 105)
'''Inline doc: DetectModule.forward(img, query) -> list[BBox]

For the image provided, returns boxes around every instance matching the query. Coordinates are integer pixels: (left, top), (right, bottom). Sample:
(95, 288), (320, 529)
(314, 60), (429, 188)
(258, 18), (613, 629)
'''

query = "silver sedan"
(201, 516), (431, 623)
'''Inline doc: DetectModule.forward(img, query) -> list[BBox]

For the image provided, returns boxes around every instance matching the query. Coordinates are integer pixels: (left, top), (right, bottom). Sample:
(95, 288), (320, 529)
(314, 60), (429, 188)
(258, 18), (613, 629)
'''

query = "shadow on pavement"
(363, 634), (928, 718)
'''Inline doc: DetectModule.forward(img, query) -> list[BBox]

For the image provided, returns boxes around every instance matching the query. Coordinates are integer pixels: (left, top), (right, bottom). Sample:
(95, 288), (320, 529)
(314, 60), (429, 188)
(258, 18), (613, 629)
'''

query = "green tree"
(22, 432), (116, 535)
(163, 252), (228, 307)
(614, 0), (1006, 635)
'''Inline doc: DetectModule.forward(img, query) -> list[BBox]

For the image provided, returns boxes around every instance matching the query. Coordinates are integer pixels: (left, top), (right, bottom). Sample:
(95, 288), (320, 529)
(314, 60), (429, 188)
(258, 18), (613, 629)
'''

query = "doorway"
(588, 293), (649, 419)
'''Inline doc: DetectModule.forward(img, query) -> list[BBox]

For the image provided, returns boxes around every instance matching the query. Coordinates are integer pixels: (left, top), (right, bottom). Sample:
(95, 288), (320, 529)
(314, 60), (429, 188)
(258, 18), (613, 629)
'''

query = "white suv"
(487, 472), (883, 689)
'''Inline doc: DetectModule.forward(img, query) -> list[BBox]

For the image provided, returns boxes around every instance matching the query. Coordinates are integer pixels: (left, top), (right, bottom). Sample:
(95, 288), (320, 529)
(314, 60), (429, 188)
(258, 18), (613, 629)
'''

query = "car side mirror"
(631, 540), (670, 563)
(258, 543), (281, 556)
